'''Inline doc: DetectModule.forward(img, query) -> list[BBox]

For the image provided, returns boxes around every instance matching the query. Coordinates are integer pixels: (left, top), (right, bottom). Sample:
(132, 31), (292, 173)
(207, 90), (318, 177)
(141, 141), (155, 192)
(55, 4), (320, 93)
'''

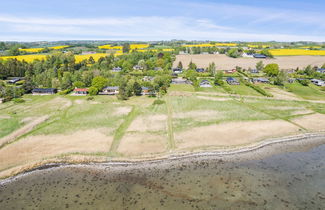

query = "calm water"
(0, 142), (324, 210)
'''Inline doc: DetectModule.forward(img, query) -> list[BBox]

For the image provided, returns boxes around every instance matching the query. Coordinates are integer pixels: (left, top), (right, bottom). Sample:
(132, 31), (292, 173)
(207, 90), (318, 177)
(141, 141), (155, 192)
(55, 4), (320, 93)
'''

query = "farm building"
(172, 68), (183, 74)
(224, 69), (237, 74)
(253, 54), (267, 59)
(112, 67), (122, 72)
(73, 88), (89, 95)
(311, 79), (325, 86)
(242, 53), (254, 58)
(226, 77), (240, 85)
(252, 77), (270, 84)
(100, 86), (119, 95)
(32, 88), (57, 95)
(288, 78), (296, 83)
(196, 68), (205, 73)
(199, 80), (212, 88)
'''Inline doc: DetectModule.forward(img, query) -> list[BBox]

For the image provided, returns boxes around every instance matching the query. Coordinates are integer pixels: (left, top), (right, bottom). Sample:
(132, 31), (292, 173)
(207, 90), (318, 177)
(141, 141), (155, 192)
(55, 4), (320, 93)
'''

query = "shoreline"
(1, 132), (325, 183)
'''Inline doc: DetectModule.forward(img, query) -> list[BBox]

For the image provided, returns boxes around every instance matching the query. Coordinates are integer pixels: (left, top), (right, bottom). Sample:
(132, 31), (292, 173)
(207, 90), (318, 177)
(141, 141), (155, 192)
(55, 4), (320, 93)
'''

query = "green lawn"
(169, 84), (195, 92)
(285, 82), (325, 100)
(226, 84), (263, 96)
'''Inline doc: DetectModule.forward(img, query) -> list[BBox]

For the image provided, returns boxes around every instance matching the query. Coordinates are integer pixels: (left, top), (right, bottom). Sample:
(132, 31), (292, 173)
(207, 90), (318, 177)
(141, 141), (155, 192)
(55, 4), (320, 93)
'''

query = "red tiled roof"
(74, 88), (89, 91)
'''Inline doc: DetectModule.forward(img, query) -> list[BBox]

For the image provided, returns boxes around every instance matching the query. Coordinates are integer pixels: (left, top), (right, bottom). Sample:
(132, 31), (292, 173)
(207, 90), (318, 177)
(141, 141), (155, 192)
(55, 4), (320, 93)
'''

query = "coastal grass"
(285, 82), (325, 100)
(169, 84), (195, 92)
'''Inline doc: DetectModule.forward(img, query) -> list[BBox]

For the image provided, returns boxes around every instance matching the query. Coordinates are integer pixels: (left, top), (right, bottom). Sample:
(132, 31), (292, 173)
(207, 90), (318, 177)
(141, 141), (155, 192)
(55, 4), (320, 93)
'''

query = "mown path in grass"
(166, 96), (176, 150)
(109, 106), (140, 156)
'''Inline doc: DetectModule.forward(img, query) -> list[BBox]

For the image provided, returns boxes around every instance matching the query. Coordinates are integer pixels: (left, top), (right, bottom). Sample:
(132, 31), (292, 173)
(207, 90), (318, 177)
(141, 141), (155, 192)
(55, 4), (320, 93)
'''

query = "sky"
(0, 0), (324, 42)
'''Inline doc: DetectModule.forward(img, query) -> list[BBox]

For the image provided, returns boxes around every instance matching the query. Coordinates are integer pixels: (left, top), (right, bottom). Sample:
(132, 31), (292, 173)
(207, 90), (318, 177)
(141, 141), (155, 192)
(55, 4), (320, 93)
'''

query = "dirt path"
(109, 107), (140, 155)
(166, 96), (176, 150)
(0, 116), (49, 147)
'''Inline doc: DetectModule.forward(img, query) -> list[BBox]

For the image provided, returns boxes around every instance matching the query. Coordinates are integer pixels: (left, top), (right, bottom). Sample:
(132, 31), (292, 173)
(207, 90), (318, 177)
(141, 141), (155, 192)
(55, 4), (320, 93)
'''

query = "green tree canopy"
(263, 63), (279, 77)
(91, 76), (108, 91)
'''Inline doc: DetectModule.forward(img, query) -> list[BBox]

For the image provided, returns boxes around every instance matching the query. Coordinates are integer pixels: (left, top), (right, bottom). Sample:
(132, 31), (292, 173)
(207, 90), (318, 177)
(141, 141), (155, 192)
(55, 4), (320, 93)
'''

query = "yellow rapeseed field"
(269, 49), (325, 56)
(184, 43), (237, 47)
(19, 46), (70, 53)
(130, 44), (150, 49)
(0, 53), (113, 63)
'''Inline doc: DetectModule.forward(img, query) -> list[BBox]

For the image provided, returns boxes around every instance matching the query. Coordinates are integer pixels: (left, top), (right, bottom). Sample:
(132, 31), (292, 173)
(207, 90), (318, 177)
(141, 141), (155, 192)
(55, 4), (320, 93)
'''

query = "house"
(288, 78), (296, 83)
(252, 77), (269, 84)
(171, 78), (192, 85)
(143, 76), (154, 82)
(253, 54), (267, 59)
(7, 78), (21, 84)
(133, 65), (144, 70)
(311, 79), (325, 86)
(250, 69), (259, 74)
(196, 68), (205, 73)
(172, 68), (183, 74)
(73, 88), (89, 95)
(199, 80), (212, 88)
(226, 77), (240, 85)
(100, 86), (119, 95)
(141, 87), (155, 96)
(317, 68), (325, 74)
(242, 53), (254, 58)
(32, 88), (57, 95)
(224, 69), (237, 74)
(112, 67), (122, 72)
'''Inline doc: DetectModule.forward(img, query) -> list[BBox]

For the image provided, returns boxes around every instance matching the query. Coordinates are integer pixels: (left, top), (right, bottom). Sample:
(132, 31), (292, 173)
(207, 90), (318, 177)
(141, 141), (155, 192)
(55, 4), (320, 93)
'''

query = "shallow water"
(1, 142), (325, 210)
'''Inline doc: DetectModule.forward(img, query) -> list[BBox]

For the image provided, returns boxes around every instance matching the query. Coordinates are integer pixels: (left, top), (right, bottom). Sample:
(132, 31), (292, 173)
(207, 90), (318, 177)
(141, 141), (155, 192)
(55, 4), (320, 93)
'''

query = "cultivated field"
(173, 54), (325, 70)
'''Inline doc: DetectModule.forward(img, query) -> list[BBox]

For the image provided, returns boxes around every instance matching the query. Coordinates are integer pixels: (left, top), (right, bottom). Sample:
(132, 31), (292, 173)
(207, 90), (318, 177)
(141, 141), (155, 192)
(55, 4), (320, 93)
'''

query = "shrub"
(153, 99), (165, 105)
(245, 82), (273, 97)
(58, 88), (73, 95)
(86, 96), (94, 101)
(89, 87), (99, 96)
(297, 79), (310, 86)
(12, 98), (25, 103)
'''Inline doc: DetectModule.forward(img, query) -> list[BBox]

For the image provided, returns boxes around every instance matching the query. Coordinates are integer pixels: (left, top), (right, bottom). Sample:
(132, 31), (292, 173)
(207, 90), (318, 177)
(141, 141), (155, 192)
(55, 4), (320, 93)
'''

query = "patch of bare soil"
(174, 110), (222, 122)
(175, 120), (301, 150)
(197, 95), (231, 102)
(265, 87), (300, 100)
(0, 129), (113, 171)
(117, 133), (167, 156)
(0, 115), (49, 146)
(292, 113), (325, 131)
(74, 99), (84, 105)
(174, 54), (325, 70)
(113, 106), (132, 116)
(128, 115), (167, 132)
(0, 115), (11, 119)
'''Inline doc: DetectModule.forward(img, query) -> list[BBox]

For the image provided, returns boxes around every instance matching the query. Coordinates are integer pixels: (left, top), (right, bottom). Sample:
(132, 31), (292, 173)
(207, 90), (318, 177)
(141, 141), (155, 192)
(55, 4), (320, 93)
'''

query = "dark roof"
(196, 68), (205, 72)
(141, 87), (150, 90)
(32, 88), (57, 93)
(226, 77), (237, 81)
(103, 86), (119, 90)
(253, 54), (267, 58)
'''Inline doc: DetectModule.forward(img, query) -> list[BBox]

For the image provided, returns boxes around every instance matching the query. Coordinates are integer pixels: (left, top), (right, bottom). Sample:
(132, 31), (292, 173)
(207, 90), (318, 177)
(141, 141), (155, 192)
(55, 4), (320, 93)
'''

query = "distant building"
(73, 88), (89, 95)
(133, 65), (144, 70)
(199, 80), (212, 88)
(32, 88), (57, 95)
(172, 68), (183, 74)
(317, 68), (325, 74)
(252, 77), (270, 84)
(253, 54), (267, 59)
(143, 76), (154, 82)
(288, 78), (296, 83)
(250, 69), (259, 74)
(7, 78), (21, 84)
(242, 53), (254, 58)
(141, 87), (155, 96)
(196, 68), (205, 73)
(100, 86), (119, 95)
(311, 79), (325, 86)
(224, 69), (237, 74)
(112, 67), (122, 72)
(171, 78), (192, 85)
(154, 67), (163, 71)
(226, 77), (240, 85)
(0, 98), (4, 104)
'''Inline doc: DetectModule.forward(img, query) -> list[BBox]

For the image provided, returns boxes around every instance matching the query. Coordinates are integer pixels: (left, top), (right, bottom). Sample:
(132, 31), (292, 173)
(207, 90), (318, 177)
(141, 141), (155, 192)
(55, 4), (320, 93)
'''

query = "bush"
(86, 96), (94, 101)
(297, 79), (310, 86)
(12, 98), (25, 103)
(59, 88), (73, 95)
(89, 87), (99, 96)
(153, 99), (165, 105)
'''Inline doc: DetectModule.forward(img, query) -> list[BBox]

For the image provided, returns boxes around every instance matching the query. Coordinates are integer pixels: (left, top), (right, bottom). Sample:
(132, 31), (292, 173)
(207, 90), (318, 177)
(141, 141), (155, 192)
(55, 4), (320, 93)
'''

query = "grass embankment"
(285, 83), (325, 100)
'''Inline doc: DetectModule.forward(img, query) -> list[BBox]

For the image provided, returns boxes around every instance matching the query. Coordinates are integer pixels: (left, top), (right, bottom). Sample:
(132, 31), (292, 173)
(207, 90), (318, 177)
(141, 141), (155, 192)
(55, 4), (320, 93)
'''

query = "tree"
(208, 62), (216, 76)
(91, 76), (108, 91)
(133, 81), (142, 96)
(260, 49), (274, 58)
(263, 63), (279, 77)
(8, 46), (20, 56)
(227, 48), (241, 58)
(177, 61), (183, 69)
(214, 71), (224, 85)
(256, 61), (264, 72)
(123, 43), (130, 53)
(88, 56), (95, 64)
(61, 72), (73, 90)
(274, 70), (288, 86)
(118, 79), (129, 100)
(321, 63), (325, 69)
(89, 87), (98, 95)
(73, 81), (86, 88)
(188, 61), (197, 70)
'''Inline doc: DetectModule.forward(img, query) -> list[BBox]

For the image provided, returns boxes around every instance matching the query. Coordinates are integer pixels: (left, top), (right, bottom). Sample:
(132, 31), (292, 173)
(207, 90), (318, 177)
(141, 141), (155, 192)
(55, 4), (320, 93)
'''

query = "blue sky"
(0, 0), (324, 41)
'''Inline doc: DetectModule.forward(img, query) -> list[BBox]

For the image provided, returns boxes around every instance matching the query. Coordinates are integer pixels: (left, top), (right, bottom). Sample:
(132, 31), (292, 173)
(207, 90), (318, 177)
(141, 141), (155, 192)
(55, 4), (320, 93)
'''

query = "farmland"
(270, 49), (325, 56)
(174, 54), (325, 70)
(18, 45), (70, 53)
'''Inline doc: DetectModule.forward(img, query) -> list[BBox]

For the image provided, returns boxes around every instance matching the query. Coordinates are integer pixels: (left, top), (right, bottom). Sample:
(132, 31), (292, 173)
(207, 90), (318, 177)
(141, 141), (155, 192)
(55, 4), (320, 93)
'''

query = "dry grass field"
(173, 54), (325, 70)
